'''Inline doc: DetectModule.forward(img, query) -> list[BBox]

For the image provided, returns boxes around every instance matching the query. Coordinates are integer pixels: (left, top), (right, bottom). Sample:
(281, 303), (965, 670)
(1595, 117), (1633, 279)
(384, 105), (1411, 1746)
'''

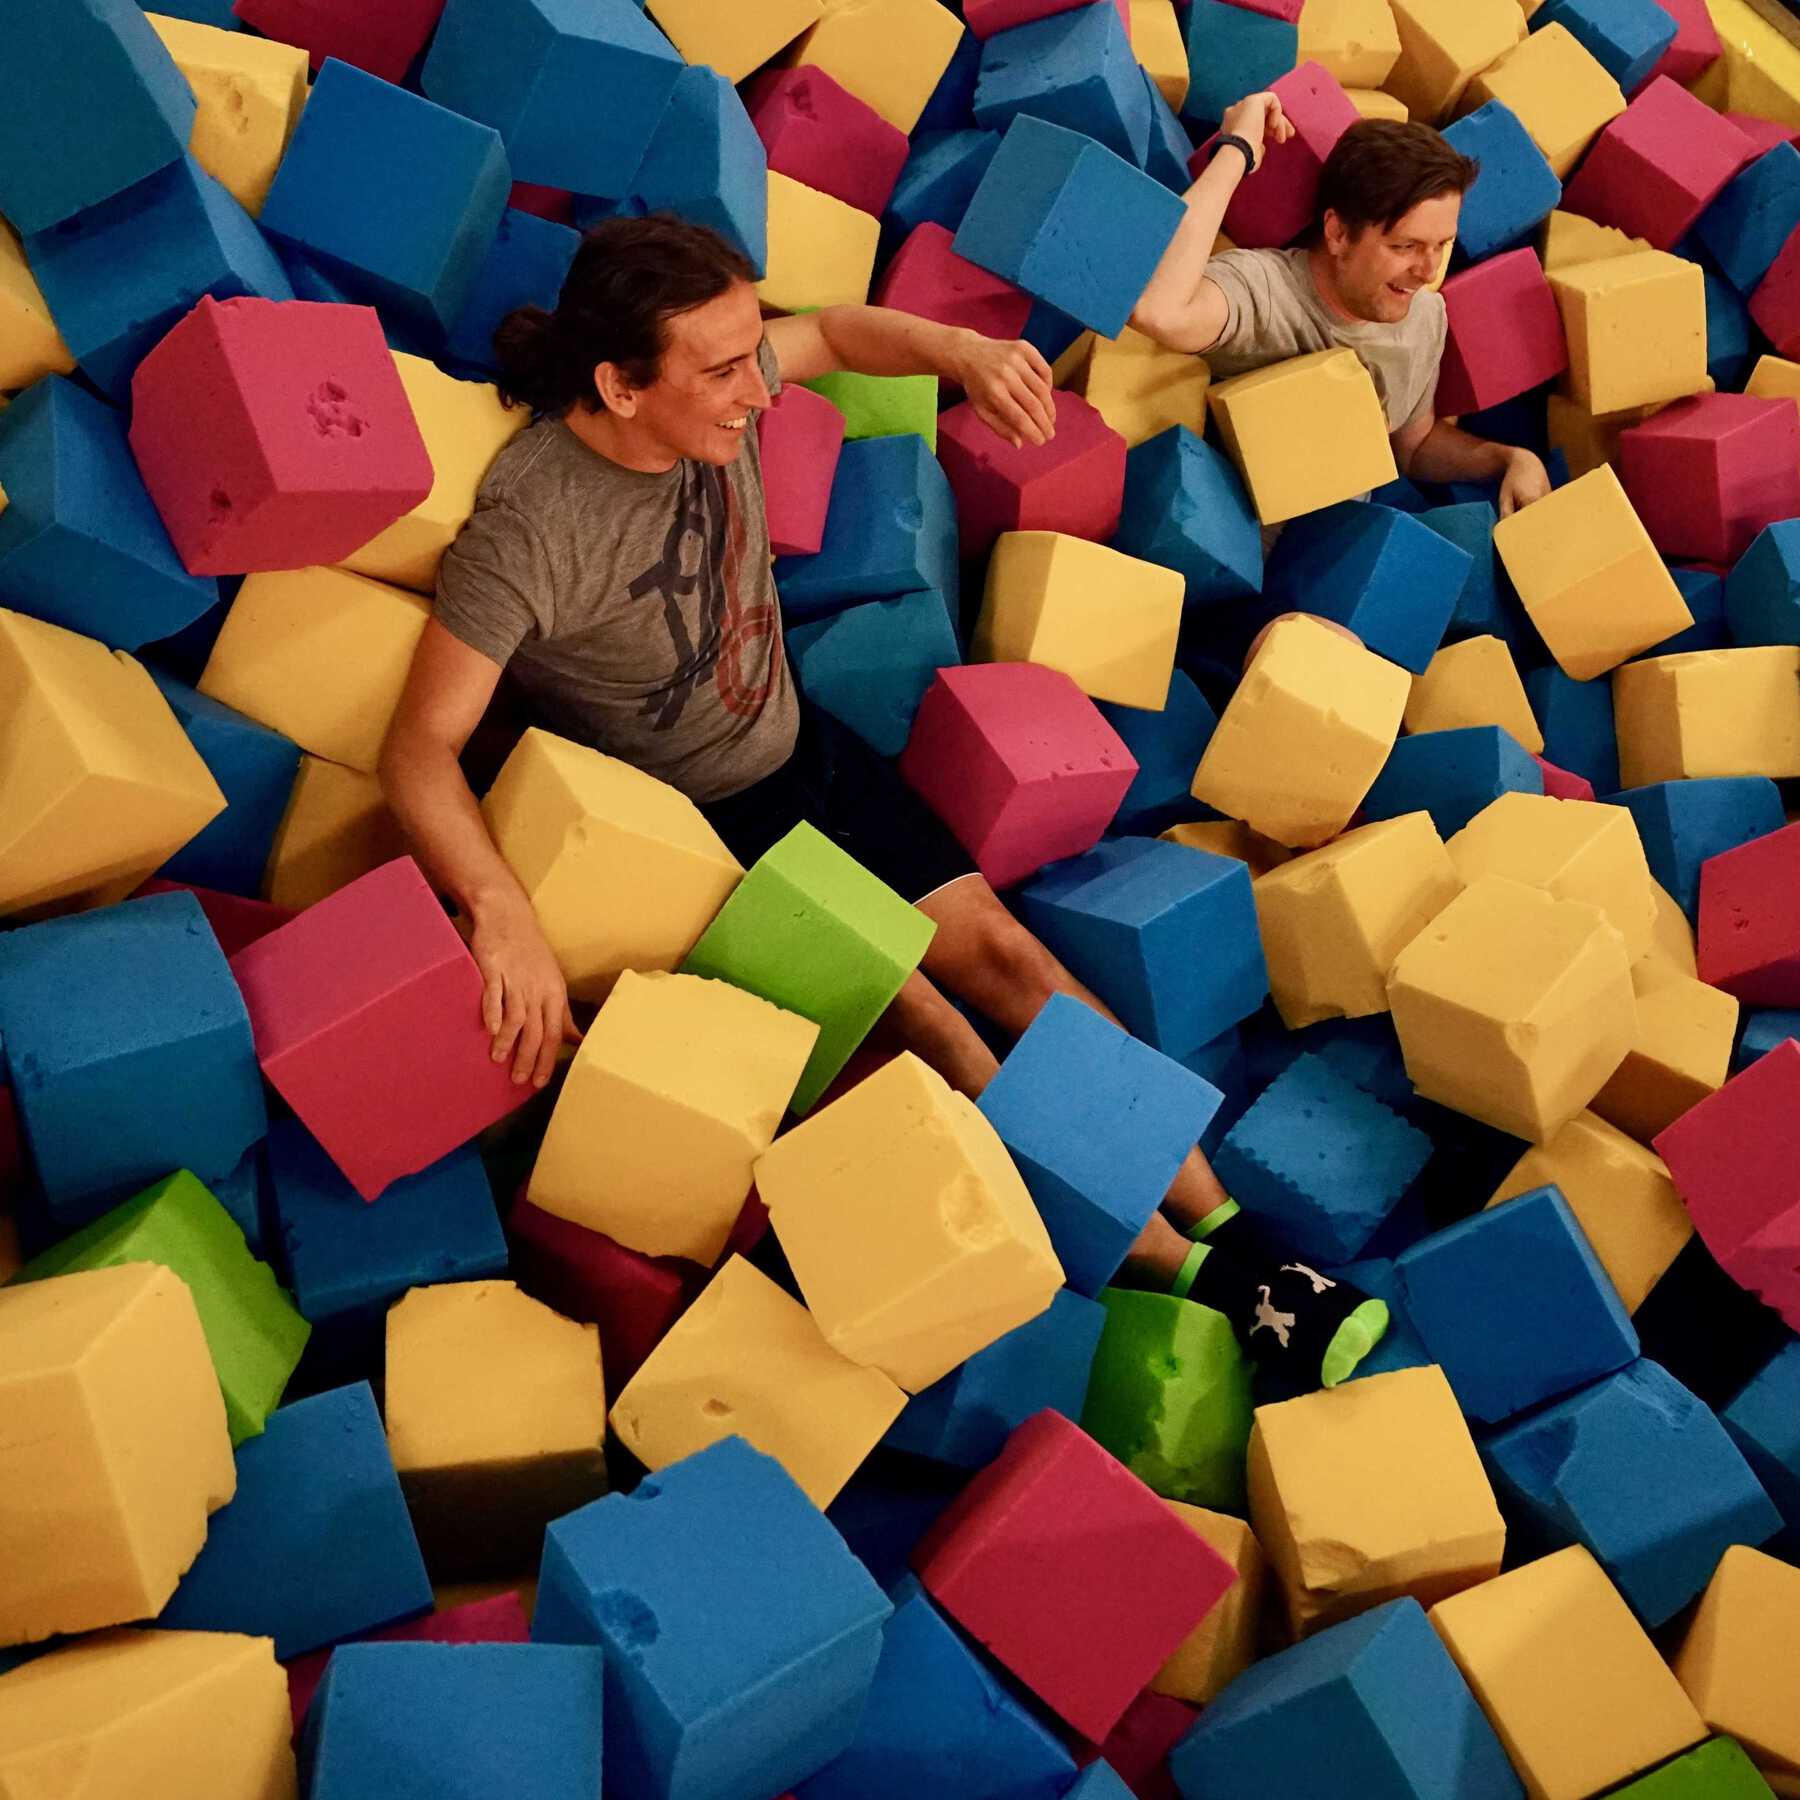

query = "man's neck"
(1305, 245), (1364, 325)
(559, 403), (679, 474)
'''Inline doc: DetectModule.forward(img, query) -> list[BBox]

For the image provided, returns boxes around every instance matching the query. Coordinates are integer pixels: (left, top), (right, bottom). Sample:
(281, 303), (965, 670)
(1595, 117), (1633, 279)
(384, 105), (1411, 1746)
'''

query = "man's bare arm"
(1394, 413), (1552, 517)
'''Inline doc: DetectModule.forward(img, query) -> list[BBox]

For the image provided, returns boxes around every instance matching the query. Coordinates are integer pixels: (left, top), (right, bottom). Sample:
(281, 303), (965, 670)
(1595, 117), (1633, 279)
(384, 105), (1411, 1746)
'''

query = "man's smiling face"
(1325, 190), (1463, 325)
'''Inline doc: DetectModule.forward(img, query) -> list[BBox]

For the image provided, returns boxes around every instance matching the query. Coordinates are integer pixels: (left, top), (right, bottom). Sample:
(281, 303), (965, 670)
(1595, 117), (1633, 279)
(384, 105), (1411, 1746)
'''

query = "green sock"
(1185, 1197), (1240, 1243)
(1169, 1241), (1210, 1300)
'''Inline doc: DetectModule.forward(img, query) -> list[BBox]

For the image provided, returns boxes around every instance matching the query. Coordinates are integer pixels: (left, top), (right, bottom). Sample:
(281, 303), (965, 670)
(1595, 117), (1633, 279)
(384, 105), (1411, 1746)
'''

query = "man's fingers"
(512, 1006), (544, 1085)
(562, 1006), (584, 1046)
(492, 992), (525, 1065)
(532, 1002), (561, 1087)
(481, 968), (504, 1039)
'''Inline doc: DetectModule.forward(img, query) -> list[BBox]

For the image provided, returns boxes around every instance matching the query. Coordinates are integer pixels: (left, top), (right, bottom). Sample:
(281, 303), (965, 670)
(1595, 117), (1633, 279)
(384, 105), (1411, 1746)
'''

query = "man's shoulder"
(476, 415), (575, 506)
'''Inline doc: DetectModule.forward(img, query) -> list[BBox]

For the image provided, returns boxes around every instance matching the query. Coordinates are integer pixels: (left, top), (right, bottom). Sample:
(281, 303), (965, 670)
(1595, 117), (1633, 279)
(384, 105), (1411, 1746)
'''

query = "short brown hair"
(1314, 120), (1480, 239)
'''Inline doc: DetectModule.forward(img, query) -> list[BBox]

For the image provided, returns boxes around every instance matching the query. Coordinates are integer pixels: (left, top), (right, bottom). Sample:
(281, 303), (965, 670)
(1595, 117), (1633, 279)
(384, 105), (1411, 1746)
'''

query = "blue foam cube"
(1182, 0), (1298, 127)
(1701, 254), (1754, 390)
(1608, 777), (1785, 920)
(261, 57), (511, 336)
(1141, 68), (1199, 193)
(774, 435), (959, 621)
(1213, 1053), (1431, 1266)
(1266, 500), (1470, 674)
(535, 1436), (892, 1800)
(140, 0), (239, 22)
(0, 890), (266, 1232)
(1114, 425), (1262, 605)
(1721, 1338), (1800, 1538)
(787, 589), (960, 757)
(1181, 1025), (1251, 1155)
(1362, 725), (1545, 837)
(444, 206), (580, 375)
(0, 376), (217, 649)
(1018, 838), (1269, 1058)
(1533, 0), (1679, 94)
(1296, 1015), (1415, 1112)
(0, 0), (195, 235)
(1329, 1259), (1431, 1383)
(1098, 671), (1219, 832)
(1022, 296), (1088, 363)
(882, 1287), (1107, 1467)
(977, 993), (1224, 1295)
(1397, 1185), (1639, 1424)
(915, 24), (981, 134)
(1170, 1598), (1523, 1800)
(1695, 143), (1800, 295)
(303, 1641), (605, 1799)
(974, 3), (1152, 166)
(1650, 564), (1730, 657)
(886, 130), (1002, 248)
(210, 1140), (272, 1261)
(1524, 662), (1620, 796)
(158, 1381), (432, 1656)
(1068, 1767), (1136, 1800)
(1737, 1009), (1800, 1069)
(1413, 502), (1505, 638)
(423, 0), (683, 197)
(1726, 517), (1800, 648)
(1442, 101), (1563, 262)
(796, 1576), (1076, 1800)
(825, 1460), (966, 1593)
(954, 115), (1186, 338)
(1485, 1358), (1782, 1625)
(148, 670), (301, 896)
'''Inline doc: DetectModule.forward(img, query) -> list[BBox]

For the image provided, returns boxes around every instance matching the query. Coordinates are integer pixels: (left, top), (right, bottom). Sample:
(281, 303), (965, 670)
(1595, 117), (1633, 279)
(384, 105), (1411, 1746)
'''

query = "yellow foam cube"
(754, 1051), (1064, 1391)
(1132, 0), (1189, 109)
(1208, 348), (1398, 523)
(263, 754), (407, 911)
(1647, 875), (1698, 977)
(1493, 465), (1696, 680)
(1248, 1366), (1506, 1639)
(610, 1254), (905, 1508)
(0, 611), (225, 921)
(199, 566), (431, 773)
(1300, 0), (1403, 86)
(787, 0), (964, 133)
(385, 1280), (607, 1580)
(646, 0), (824, 83)
(0, 1629), (297, 1800)
(1430, 1546), (1706, 1800)
(340, 354), (526, 594)
(758, 171), (881, 314)
(1253, 812), (1463, 1028)
(1675, 1546), (1800, 1795)
(1539, 209), (1651, 271)
(1383, 0), (1527, 122)
(1549, 250), (1708, 414)
(481, 729), (743, 1005)
(972, 531), (1183, 709)
(1461, 22), (1627, 177)
(0, 219), (74, 390)
(1488, 1110), (1691, 1311)
(1694, 0), (1800, 132)
(1446, 791), (1655, 964)
(528, 970), (819, 1265)
(1387, 873), (1638, 1142)
(1151, 1503), (1268, 1704)
(1613, 646), (1800, 785)
(1057, 325), (1211, 447)
(1590, 957), (1738, 1144)
(1191, 614), (1412, 850)
(1346, 85), (1410, 120)
(0, 1264), (236, 1646)
(1404, 634), (1544, 753)
(147, 14), (308, 216)
(1161, 819), (1294, 877)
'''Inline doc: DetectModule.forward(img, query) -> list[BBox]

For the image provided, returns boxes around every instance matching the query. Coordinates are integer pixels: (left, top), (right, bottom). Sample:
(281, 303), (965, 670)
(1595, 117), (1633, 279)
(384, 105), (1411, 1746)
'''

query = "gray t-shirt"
(435, 338), (798, 804)
(1205, 247), (1448, 431)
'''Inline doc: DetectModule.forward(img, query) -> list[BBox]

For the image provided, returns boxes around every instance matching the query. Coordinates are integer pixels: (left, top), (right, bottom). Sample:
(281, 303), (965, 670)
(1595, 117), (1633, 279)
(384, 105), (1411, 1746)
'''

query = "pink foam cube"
(232, 0), (445, 84)
(745, 66), (911, 219)
(137, 878), (297, 960)
(1655, 1039), (1800, 1330)
(936, 389), (1126, 555)
(508, 181), (576, 225)
(1221, 0), (1303, 19)
(910, 1409), (1237, 1743)
(898, 663), (1138, 889)
(1751, 224), (1800, 360)
(1561, 78), (1757, 250)
(1727, 114), (1800, 157)
(1076, 1691), (1200, 1799)
(1618, 392), (1800, 565)
(1698, 820), (1800, 1005)
(1433, 247), (1569, 415)
(1641, 0), (1724, 89)
(874, 222), (1035, 342)
(757, 384), (847, 557)
(964, 0), (1130, 39)
(228, 857), (533, 1201)
(1191, 62), (1358, 249)
(129, 296), (433, 577)
(1532, 755), (1596, 802)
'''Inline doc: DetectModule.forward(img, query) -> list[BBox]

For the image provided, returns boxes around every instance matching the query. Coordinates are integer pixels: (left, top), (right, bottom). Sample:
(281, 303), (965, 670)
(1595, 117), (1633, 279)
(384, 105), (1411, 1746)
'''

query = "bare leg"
(875, 968), (1001, 1101)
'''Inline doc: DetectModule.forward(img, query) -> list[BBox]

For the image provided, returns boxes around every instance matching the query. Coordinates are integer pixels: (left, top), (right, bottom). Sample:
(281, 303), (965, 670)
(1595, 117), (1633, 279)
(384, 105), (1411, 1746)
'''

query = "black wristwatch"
(1211, 132), (1258, 175)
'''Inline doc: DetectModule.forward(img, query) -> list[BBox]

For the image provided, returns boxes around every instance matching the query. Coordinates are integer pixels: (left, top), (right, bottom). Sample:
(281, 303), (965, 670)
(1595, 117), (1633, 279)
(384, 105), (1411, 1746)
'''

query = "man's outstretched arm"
(1391, 409), (1552, 517)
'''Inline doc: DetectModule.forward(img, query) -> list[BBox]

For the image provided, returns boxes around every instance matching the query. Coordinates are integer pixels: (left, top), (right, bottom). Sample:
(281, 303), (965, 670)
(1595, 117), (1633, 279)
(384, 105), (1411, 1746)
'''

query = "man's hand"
(1498, 447), (1552, 517)
(1218, 91), (1295, 169)
(470, 891), (582, 1088)
(948, 330), (1057, 449)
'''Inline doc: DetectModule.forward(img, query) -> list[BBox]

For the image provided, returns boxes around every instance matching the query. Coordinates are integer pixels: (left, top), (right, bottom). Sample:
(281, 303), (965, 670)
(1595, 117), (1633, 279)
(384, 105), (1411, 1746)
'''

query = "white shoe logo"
(1281, 1263), (1336, 1294)
(1252, 1284), (1296, 1347)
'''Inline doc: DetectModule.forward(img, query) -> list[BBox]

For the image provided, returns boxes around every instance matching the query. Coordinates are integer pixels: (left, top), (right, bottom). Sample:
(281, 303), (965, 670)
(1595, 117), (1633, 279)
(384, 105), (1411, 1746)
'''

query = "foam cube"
(1525, 663), (1620, 797)
(899, 662), (1136, 888)
(1191, 613), (1411, 849)
(443, 204), (584, 376)
(803, 368), (939, 447)
(975, 993), (1225, 1291)
(1384, 0), (1525, 122)
(1182, 1), (1300, 125)
(230, 0), (439, 82)
(1248, 1366), (1505, 1637)
(645, 0), (824, 84)
(1613, 647), (1800, 786)
(1441, 104), (1562, 265)
(874, 220), (1033, 341)
(1294, 0), (1400, 86)
(0, 219), (74, 391)
(1699, 822), (1800, 1005)
(1134, 0), (1191, 108)
(1429, 1546), (1706, 1800)
(261, 753), (408, 911)
(748, 66), (906, 224)
(140, 878), (295, 961)
(1696, 144), (1800, 296)
(1434, 248), (1568, 415)
(1591, 957), (1737, 1141)
(1738, 1009), (1800, 1071)
(1460, 23), (1623, 180)
(1055, 323), (1214, 446)
(1539, 206), (1652, 270)
(1535, 0), (1679, 92)
(1099, 675), (1220, 831)
(1205, 61), (1359, 249)
(787, 0), (965, 134)
(1363, 725), (1544, 839)
(1405, 635), (1544, 753)
(1728, 517), (1800, 649)
(1150, 1505), (1267, 1706)
(787, 589), (960, 758)
(1548, 250), (1706, 414)
(0, 1264), (235, 1646)
(1753, 229), (1800, 362)
(1113, 425), (1261, 605)
(759, 172), (882, 314)
(974, 2), (1150, 164)
(1721, 1338), (1800, 1538)
(758, 383), (846, 559)
(609, 1257), (904, 1508)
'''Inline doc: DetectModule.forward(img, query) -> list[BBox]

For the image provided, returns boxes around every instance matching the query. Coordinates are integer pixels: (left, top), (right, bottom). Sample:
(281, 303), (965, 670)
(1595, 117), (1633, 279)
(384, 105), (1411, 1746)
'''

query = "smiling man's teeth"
(721, 416), (748, 430)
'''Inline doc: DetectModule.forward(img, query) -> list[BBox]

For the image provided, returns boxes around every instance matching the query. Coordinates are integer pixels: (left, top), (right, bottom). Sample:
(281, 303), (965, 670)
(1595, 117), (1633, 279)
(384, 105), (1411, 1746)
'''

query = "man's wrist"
(1210, 133), (1257, 175)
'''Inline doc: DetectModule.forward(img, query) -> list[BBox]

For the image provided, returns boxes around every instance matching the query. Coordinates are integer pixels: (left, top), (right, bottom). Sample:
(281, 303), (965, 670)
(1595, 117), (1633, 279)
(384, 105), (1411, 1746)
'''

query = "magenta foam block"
(137, 878), (297, 959)
(1561, 77), (1756, 249)
(1618, 392), (1800, 565)
(873, 221), (1035, 342)
(1434, 248), (1569, 415)
(1644, 0), (1724, 87)
(1698, 820), (1800, 1005)
(1531, 755), (1597, 802)
(129, 296), (434, 577)
(1194, 61), (1358, 250)
(910, 1409), (1236, 1743)
(936, 389), (1127, 556)
(745, 66), (910, 218)
(1224, 0), (1304, 17)
(1076, 1691), (1199, 1799)
(964, 0), (1130, 38)
(1728, 114), (1800, 156)
(757, 384), (847, 558)
(508, 181), (575, 224)
(899, 663), (1138, 889)
(1751, 223), (1800, 359)
(232, 0), (446, 84)
(1655, 1039), (1800, 1330)
(228, 856), (533, 1201)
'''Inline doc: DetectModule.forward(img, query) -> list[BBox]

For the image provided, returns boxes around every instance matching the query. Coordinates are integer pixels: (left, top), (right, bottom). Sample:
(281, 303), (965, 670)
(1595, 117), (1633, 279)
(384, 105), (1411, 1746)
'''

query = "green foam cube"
(1609, 1739), (1775, 1798)
(804, 372), (940, 450)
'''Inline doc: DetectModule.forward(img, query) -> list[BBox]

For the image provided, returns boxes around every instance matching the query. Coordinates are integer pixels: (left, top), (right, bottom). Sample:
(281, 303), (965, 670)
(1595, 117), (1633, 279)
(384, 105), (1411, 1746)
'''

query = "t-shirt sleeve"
(1201, 250), (1291, 358)
(433, 498), (555, 668)
(758, 333), (782, 401)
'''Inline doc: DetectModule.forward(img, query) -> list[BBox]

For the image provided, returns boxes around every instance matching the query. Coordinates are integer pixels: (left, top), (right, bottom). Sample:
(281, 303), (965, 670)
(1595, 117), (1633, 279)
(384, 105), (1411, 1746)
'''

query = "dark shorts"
(698, 701), (978, 905)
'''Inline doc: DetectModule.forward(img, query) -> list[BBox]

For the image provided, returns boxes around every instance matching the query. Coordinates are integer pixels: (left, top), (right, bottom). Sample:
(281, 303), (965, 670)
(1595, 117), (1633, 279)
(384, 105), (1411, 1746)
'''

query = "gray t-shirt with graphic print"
(434, 337), (798, 805)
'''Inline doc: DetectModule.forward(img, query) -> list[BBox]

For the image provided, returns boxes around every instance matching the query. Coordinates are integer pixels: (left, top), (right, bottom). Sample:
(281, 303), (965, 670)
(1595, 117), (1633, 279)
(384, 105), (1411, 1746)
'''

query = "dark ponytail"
(493, 214), (756, 416)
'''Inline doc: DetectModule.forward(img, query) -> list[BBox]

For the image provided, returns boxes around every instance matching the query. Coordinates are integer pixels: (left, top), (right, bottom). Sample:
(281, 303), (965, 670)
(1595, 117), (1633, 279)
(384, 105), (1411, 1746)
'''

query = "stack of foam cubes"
(2, 0), (1800, 1793)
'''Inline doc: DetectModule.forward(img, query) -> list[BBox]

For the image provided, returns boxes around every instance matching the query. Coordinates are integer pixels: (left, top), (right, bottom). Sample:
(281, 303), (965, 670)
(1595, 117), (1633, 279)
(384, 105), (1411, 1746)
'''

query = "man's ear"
(593, 361), (637, 417)
(1321, 208), (1347, 254)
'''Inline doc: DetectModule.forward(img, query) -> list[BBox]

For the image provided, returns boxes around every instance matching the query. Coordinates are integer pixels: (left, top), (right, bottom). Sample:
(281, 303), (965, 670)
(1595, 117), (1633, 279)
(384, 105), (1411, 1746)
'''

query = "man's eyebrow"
(702, 347), (759, 373)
